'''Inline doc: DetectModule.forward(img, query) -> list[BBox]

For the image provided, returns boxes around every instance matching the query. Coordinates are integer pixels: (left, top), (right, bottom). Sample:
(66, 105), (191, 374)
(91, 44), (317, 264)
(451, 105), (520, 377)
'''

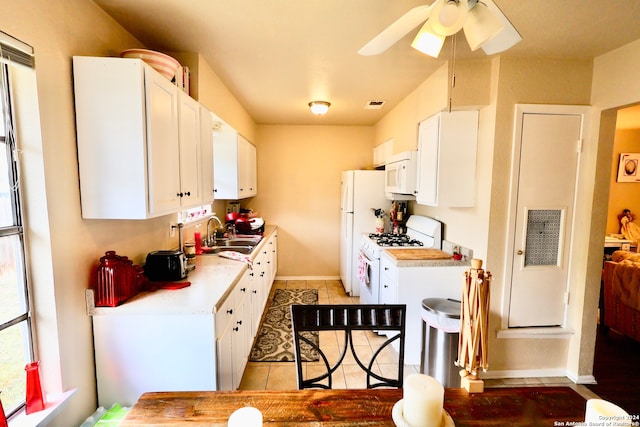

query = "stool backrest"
(290, 304), (406, 389)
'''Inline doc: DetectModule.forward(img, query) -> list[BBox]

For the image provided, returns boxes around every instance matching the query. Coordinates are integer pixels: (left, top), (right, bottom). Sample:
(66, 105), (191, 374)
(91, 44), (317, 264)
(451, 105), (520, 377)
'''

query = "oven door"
(357, 250), (380, 305)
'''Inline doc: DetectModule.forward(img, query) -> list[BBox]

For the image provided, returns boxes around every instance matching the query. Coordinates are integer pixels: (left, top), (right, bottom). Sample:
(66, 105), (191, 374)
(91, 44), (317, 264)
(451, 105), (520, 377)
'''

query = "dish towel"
(217, 250), (252, 264)
(357, 253), (370, 285)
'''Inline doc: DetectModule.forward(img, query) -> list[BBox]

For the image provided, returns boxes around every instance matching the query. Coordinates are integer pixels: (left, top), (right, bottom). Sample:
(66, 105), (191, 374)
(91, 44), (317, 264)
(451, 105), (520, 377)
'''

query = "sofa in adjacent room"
(601, 250), (640, 342)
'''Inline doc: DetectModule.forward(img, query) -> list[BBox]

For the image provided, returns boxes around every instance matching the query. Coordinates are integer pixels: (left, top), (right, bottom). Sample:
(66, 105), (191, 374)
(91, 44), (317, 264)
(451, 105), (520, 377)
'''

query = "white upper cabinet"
(213, 130), (257, 200)
(373, 139), (394, 168)
(416, 111), (479, 207)
(73, 56), (212, 219)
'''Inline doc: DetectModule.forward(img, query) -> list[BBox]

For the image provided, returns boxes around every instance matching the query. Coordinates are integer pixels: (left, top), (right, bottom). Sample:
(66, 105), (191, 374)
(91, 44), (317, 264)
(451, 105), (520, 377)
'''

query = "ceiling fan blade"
(477, 0), (522, 55)
(358, 4), (435, 56)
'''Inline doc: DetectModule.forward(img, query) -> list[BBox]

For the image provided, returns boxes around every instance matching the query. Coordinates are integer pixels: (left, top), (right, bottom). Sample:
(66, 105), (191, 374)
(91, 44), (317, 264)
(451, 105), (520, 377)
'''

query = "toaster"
(145, 250), (187, 282)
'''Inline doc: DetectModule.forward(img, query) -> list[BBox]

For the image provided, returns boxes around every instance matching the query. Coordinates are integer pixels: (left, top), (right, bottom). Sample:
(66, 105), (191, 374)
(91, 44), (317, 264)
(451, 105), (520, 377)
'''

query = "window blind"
(0, 30), (35, 68)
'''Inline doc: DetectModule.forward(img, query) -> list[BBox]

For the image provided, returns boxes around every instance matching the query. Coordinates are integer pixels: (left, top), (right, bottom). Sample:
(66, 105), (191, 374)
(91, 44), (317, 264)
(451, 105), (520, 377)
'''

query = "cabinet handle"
(384, 267), (389, 271)
(237, 320), (242, 325)
(177, 192), (183, 197)
(252, 290), (257, 294)
(233, 326), (239, 332)
(384, 285), (389, 288)
(250, 272), (254, 276)
(227, 309), (233, 315)
(214, 188), (218, 192)
(260, 272), (265, 277)
(241, 287), (247, 292)
(185, 191), (191, 197)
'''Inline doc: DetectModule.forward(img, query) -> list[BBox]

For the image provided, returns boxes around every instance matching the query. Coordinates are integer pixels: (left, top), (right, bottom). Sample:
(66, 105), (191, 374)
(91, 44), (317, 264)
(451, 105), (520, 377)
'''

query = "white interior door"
(508, 109), (584, 327)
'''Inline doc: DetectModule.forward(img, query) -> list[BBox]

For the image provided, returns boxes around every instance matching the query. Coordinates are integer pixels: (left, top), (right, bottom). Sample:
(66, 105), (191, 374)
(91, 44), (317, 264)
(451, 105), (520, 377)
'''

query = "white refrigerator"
(340, 170), (386, 296)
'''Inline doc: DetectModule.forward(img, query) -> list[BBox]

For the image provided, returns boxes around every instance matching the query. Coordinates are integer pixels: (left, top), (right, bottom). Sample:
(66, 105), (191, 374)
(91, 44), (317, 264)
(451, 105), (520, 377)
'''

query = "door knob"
(517, 250), (524, 255)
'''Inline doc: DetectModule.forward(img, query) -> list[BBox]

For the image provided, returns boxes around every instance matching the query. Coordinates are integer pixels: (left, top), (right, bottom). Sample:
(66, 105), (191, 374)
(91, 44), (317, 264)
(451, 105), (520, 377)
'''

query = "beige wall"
(246, 125), (374, 277)
(606, 128), (640, 234)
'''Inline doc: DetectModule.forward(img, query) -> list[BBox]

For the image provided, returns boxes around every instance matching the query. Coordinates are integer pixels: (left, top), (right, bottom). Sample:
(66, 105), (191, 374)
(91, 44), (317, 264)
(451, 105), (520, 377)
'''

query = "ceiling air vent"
(364, 100), (386, 110)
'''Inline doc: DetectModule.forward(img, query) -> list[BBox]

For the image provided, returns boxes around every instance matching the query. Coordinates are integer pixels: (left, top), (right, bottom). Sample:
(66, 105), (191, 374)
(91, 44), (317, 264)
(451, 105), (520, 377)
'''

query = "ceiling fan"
(358, 0), (522, 58)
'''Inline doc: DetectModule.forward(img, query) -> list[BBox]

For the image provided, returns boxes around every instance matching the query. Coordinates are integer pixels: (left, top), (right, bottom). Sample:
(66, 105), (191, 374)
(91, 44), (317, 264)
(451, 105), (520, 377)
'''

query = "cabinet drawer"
(380, 258), (397, 281)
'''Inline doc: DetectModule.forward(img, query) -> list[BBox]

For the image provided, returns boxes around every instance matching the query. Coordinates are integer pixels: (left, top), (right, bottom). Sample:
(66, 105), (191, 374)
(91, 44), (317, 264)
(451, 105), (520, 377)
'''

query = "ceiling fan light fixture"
(411, 20), (446, 58)
(309, 101), (331, 115)
(463, 1), (505, 51)
(430, 0), (468, 36)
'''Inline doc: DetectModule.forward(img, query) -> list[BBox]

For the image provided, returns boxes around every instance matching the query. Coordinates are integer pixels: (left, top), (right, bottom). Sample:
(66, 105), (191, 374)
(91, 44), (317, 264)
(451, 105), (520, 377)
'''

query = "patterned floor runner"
(250, 288), (319, 362)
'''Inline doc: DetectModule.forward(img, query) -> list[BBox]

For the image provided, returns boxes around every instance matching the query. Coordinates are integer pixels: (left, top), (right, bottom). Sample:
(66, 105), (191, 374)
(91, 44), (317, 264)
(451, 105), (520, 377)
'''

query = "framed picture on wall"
(617, 153), (640, 182)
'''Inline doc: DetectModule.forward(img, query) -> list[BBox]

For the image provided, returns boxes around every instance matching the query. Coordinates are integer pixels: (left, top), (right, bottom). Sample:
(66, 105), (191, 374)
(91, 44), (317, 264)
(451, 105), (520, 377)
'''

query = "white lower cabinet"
(92, 229), (278, 407)
(216, 271), (251, 390)
(379, 253), (469, 365)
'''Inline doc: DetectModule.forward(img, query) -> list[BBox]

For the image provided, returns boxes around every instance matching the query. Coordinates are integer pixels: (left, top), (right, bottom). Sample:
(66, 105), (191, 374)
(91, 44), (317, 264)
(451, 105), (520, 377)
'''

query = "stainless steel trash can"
(421, 298), (461, 387)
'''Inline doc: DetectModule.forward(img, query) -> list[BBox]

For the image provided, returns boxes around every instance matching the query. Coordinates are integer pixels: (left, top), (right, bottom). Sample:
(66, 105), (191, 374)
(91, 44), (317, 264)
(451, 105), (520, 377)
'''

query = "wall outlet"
(169, 223), (176, 238)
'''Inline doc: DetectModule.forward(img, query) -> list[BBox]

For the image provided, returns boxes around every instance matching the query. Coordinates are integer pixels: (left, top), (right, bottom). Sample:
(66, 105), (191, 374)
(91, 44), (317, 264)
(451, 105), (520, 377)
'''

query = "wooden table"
(121, 387), (588, 426)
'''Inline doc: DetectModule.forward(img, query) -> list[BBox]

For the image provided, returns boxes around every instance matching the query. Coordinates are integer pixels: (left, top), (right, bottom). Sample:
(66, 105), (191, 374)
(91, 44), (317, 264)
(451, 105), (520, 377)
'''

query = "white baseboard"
(481, 368), (573, 381)
(274, 276), (341, 281)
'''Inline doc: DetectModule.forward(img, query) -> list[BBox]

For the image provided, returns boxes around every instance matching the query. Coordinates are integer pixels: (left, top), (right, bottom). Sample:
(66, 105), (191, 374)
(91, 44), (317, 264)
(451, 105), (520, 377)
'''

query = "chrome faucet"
(207, 215), (224, 245)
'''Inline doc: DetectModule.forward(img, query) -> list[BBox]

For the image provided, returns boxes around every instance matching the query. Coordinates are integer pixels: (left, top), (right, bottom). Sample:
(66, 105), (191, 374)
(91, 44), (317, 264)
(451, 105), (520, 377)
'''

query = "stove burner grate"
(368, 233), (424, 247)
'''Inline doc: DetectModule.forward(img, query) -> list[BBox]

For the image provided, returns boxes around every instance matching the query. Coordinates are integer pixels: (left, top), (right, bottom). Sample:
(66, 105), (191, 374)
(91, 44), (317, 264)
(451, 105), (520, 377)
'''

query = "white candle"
(585, 399), (631, 427)
(403, 374), (444, 427)
(228, 406), (263, 427)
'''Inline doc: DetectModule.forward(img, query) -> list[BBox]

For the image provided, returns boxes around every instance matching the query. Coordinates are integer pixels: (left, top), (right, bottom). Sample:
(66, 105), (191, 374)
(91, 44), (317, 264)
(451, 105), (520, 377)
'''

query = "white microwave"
(385, 150), (418, 196)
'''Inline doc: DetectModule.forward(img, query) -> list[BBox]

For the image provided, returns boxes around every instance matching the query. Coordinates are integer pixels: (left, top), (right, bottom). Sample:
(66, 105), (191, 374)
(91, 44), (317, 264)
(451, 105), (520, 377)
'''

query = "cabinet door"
(232, 288), (250, 389)
(268, 233), (278, 282)
(200, 106), (215, 204)
(238, 135), (257, 198)
(145, 67), (181, 215)
(416, 115), (440, 206)
(178, 93), (202, 208)
(416, 111), (478, 207)
(216, 325), (234, 391)
(213, 130), (240, 199)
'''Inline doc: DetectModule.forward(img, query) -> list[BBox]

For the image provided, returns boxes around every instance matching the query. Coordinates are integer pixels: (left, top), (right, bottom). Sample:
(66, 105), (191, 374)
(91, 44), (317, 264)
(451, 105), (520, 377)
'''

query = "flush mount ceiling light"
(309, 101), (331, 115)
(358, 0), (521, 58)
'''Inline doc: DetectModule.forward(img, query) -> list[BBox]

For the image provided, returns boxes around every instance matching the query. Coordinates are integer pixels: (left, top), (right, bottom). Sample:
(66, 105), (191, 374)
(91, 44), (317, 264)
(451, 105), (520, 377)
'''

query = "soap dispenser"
(194, 224), (203, 255)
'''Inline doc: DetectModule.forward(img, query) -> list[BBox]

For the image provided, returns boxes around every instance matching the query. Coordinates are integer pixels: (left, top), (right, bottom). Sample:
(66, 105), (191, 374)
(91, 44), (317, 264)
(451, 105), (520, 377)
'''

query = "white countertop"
(88, 226), (277, 316)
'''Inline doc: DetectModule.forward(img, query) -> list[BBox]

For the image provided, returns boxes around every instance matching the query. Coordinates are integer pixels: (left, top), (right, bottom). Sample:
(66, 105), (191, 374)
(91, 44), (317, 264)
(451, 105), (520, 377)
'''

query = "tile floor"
(239, 279), (599, 400)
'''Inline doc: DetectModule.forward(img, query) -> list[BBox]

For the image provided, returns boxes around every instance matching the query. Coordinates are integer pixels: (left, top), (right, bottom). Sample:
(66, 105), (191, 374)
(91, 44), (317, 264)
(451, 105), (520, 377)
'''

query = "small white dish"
(392, 399), (455, 427)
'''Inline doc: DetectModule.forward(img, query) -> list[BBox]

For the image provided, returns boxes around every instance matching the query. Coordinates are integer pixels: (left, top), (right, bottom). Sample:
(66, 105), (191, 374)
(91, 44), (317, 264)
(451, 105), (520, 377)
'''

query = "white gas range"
(358, 215), (443, 305)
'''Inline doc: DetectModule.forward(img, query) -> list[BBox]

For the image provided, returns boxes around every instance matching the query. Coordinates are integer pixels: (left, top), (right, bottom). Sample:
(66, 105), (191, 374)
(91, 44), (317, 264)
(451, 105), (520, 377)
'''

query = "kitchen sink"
(204, 246), (255, 255)
(208, 236), (262, 247)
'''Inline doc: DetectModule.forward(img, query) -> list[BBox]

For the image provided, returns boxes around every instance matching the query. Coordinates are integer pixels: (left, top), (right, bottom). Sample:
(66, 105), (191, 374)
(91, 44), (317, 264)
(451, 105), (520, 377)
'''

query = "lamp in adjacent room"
(308, 101), (330, 115)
